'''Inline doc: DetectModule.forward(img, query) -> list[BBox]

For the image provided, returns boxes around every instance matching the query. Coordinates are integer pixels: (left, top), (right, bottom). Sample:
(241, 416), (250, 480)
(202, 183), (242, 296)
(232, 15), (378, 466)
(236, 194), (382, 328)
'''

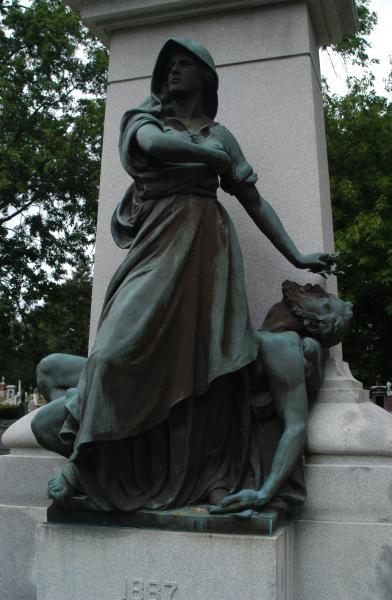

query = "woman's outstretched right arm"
(135, 123), (232, 176)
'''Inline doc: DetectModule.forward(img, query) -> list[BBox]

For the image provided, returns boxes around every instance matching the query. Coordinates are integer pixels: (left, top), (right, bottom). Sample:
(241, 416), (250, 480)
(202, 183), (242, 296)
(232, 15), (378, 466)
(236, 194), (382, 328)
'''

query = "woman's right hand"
(211, 149), (234, 179)
(197, 137), (234, 178)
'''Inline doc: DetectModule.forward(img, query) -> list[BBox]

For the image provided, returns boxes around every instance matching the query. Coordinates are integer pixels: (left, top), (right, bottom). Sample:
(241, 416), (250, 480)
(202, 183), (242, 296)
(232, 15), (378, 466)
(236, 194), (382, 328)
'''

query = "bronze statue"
(32, 39), (344, 518)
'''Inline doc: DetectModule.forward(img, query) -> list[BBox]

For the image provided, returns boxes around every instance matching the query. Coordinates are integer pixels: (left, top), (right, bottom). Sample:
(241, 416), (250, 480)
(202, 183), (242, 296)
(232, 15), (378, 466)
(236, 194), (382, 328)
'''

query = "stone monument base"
(36, 522), (293, 600)
(294, 519), (392, 600)
(0, 409), (66, 600)
(0, 448), (66, 600)
(47, 501), (284, 536)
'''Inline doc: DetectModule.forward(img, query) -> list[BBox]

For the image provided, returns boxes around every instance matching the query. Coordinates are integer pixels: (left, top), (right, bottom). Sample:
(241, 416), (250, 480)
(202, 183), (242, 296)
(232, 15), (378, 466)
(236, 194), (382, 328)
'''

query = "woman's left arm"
(235, 184), (332, 273)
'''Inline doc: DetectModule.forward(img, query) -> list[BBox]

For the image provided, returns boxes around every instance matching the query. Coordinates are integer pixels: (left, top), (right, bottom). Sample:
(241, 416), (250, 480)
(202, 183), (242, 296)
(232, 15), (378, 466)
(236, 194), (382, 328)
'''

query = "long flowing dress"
(48, 103), (261, 511)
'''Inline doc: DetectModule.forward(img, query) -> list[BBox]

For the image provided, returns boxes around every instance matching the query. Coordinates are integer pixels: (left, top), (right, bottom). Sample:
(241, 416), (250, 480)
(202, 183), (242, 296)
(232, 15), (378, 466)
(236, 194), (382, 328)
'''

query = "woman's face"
(165, 51), (203, 97)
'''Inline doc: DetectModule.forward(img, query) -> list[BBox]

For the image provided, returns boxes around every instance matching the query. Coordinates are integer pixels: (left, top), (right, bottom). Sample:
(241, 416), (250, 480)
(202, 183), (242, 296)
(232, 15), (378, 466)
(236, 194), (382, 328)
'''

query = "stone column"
(66, 0), (357, 341)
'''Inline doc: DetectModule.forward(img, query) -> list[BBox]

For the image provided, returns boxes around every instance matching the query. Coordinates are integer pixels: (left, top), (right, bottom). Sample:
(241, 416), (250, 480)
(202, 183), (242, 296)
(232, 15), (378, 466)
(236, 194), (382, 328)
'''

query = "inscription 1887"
(122, 578), (180, 600)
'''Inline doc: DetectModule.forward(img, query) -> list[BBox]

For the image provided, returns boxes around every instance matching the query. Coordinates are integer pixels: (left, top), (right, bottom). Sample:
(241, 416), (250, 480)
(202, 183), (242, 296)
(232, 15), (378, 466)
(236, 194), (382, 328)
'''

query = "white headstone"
(5, 384), (16, 404)
(0, 376), (5, 398)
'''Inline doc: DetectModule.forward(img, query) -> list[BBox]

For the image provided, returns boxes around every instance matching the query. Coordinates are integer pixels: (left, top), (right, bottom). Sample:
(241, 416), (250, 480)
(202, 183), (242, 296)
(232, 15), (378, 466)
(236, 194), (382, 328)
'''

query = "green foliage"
(0, 0), (108, 385)
(0, 404), (20, 418)
(321, 1), (392, 386)
(325, 79), (392, 386)
(1, 268), (92, 385)
(328, 0), (378, 67)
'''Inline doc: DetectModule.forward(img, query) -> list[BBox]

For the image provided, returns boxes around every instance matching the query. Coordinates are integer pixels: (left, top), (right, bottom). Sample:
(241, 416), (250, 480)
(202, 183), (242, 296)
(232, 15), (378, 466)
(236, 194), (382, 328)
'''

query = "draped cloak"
(53, 50), (267, 508)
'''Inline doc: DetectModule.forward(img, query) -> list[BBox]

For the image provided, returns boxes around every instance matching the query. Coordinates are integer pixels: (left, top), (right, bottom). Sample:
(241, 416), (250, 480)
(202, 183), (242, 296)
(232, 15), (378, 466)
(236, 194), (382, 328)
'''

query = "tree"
(0, 0), (108, 384)
(322, 1), (392, 385)
(325, 79), (392, 386)
(1, 267), (93, 385)
(329, 0), (377, 67)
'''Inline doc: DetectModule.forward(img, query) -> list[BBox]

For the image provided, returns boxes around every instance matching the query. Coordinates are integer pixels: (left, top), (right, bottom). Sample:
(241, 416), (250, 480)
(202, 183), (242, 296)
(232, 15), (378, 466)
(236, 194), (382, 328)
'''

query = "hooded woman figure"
(32, 38), (333, 511)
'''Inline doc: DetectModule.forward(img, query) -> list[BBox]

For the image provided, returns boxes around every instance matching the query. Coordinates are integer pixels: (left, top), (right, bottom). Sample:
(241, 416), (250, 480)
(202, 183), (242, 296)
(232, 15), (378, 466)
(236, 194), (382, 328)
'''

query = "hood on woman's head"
(151, 38), (219, 119)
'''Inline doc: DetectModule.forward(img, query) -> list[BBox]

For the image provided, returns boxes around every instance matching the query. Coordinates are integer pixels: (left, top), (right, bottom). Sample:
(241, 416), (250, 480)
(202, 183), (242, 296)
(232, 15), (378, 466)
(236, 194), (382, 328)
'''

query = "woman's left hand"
(296, 252), (342, 278)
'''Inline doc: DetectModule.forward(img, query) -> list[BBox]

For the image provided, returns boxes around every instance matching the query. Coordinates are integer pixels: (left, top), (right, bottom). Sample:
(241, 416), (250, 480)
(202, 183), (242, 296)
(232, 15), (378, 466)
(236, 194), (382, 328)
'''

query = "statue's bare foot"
(69, 496), (100, 511)
(48, 473), (76, 506)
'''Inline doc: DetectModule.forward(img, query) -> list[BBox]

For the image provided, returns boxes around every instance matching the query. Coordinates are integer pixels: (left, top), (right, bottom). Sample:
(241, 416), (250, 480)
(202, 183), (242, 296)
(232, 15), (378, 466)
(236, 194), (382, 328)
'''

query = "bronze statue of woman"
(32, 38), (335, 512)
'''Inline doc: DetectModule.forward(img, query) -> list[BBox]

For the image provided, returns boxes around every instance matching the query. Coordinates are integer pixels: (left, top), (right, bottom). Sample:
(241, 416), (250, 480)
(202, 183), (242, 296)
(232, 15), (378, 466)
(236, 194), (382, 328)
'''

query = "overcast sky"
(320, 0), (392, 97)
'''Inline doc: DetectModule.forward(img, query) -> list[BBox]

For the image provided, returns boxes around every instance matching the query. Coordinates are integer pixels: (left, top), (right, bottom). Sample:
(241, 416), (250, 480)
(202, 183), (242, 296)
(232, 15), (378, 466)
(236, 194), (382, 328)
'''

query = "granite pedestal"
(36, 523), (293, 600)
(293, 358), (392, 600)
(0, 409), (66, 600)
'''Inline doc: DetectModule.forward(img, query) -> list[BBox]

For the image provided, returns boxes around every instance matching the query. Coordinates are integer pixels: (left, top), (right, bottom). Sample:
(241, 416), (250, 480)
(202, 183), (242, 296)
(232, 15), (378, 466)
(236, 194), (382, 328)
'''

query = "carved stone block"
(36, 523), (294, 600)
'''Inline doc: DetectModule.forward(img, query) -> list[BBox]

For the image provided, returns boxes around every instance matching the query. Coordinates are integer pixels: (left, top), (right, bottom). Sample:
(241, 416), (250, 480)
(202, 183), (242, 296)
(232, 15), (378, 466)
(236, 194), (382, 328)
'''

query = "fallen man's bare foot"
(48, 473), (76, 506)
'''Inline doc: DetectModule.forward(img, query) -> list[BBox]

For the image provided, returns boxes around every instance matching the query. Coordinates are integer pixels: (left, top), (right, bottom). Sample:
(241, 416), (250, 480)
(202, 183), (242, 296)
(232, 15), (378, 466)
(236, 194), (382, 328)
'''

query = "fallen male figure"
(32, 280), (352, 518)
